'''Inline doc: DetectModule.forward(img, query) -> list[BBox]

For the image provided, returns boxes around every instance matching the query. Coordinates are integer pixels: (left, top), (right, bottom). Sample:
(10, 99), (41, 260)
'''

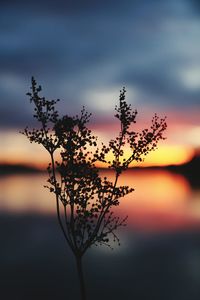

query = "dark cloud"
(0, 0), (200, 128)
(117, 62), (200, 107)
(0, 0), (131, 15)
(190, 0), (200, 13)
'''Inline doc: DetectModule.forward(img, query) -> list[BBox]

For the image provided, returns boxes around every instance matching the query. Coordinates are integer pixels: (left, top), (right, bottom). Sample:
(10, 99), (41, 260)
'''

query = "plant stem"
(76, 255), (87, 300)
(50, 152), (73, 250)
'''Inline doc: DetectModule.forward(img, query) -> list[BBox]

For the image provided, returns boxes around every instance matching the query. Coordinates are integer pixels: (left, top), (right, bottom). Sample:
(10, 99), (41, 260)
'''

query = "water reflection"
(0, 174), (55, 213)
(99, 169), (200, 231)
(0, 170), (200, 231)
(1, 170), (200, 300)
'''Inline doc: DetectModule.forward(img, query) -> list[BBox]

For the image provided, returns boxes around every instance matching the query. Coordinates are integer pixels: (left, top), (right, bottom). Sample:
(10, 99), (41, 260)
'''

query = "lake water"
(1, 169), (200, 232)
(1, 169), (200, 300)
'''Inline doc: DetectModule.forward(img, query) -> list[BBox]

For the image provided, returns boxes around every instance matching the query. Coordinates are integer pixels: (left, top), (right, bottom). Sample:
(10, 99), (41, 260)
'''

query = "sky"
(0, 0), (200, 167)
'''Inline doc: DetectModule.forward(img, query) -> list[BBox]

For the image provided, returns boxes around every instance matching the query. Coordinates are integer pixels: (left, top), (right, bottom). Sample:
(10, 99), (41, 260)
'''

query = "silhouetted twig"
(22, 78), (167, 300)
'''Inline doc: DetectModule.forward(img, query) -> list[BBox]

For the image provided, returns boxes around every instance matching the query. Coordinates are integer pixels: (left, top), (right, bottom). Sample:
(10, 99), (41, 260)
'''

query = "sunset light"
(1, 1), (200, 299)
(0, 130), (195, 169)
(136, 145), (194, 167)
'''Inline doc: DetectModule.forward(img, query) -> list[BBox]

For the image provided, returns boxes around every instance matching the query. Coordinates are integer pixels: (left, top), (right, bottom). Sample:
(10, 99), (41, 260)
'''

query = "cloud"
(0, 0), (200, 129)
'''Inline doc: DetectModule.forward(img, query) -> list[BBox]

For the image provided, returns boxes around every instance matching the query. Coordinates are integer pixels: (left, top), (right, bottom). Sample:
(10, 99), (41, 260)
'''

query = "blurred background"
(0, 0), (200, 299)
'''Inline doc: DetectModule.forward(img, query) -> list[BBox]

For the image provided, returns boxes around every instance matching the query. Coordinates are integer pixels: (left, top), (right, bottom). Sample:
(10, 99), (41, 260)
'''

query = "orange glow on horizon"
(0, 130), (195, 169)
(135, 145), (194, 167)
(95, 145), (194, 168)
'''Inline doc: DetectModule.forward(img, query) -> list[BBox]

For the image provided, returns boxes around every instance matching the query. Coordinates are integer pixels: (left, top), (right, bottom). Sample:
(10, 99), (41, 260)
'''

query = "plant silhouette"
(22, 77), (167, 300)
